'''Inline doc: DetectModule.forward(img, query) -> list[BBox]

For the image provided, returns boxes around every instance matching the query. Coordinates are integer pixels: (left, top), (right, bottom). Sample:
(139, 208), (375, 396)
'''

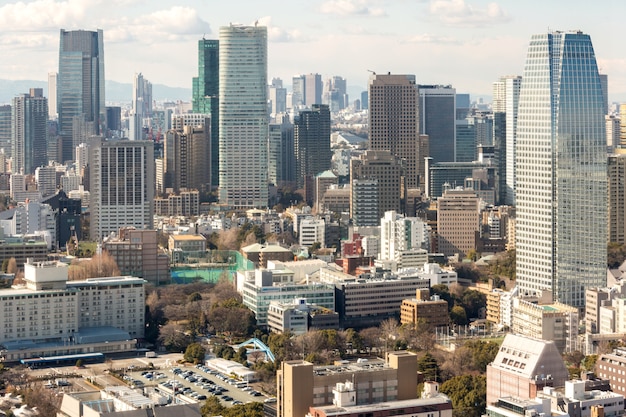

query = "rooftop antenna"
(367, 69), (376, 75)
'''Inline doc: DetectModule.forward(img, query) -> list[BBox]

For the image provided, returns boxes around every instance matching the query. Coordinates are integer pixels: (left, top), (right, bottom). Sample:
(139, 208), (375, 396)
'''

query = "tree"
(582, 354), (598, 371)
(608, 242), (626, 268)
(417, 352), (441, 382)
(184, 342), (206, 364)
(159, 323), (193, 352)
(6, 257), (17, 274)
(450, 305), (468, 326)
(234, 346), (248, 365)
(188, 292), (202, 302)
(67, 252), (121, 280)
(440, 374), (486, 417)
(459, 290), (486, 319)
(200, 395), (224, 417)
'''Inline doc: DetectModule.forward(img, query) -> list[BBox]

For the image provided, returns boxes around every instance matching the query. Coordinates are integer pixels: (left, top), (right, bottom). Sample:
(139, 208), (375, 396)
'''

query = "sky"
(0, 0), (624, 101)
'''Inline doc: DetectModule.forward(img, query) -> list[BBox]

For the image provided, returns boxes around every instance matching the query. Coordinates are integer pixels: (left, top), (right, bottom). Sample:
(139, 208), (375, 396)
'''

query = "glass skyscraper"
(516, 31), (607, 308)
(58, 29), (105, 163)
(218, 24), (268, 208)
(192, 38), (219, 187)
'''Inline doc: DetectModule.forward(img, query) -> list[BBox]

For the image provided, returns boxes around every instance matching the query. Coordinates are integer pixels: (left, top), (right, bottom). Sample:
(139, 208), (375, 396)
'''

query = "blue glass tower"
(515, 31), (607, 308)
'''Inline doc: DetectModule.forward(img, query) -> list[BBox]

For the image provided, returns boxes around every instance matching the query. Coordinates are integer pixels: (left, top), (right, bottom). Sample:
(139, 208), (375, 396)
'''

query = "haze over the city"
(0, 0), (624, 100)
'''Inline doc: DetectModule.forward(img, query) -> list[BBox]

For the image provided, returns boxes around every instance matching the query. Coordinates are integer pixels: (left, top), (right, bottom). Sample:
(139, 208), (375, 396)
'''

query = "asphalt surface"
(23, 353), (273, 409)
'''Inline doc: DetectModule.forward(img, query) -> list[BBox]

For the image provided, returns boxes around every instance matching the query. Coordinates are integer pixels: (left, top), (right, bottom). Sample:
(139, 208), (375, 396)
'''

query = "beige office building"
(278, 352), (418, 417)
(437, 188), (480, 257)
(368, 74), (426, 189)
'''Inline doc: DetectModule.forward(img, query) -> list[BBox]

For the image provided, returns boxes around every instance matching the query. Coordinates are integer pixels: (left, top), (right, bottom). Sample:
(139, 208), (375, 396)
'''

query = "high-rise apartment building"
(12, 89), (48, 174)
(496, 76), (522, 206)
(129, 73), (152, 141)
(516, 31), (606, 308)
(164, 117), (211, 193)
(419, 85), (456, 163)
(607, 115), (621, 151)
(58, 29), (105, 163)
(192, 38), (219, 188)
(218, 24), (268, 208)
(88, 138), (154, 240)
(294, 104), (331, 188)
(369, 74), (426, 189)
(608, 152), (626, 244)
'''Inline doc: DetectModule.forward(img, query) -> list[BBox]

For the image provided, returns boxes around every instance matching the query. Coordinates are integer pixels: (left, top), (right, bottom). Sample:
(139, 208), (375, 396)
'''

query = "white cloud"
(319, 0), (386, 17)
(405, 33), (459, 44)
(258, 16), (308, 42)
(0, 0), (88, 31)
(429, 0), (510, 27)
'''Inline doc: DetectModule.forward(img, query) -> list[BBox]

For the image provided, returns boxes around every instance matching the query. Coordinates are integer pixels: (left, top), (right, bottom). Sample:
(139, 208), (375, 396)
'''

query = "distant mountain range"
(0, 79), (192, 104)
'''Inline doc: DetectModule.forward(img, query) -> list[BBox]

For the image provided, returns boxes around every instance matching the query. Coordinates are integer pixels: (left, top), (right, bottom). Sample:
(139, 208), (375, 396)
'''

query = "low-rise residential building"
(154, 189), (200, 217)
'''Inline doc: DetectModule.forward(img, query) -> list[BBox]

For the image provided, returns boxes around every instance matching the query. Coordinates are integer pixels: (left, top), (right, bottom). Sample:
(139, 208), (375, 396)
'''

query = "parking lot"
(126, 363), (275, 407)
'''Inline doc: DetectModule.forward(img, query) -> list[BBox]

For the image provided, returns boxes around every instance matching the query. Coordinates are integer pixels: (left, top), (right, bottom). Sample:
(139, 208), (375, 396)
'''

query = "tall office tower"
(58, 29), (105, 163)
(351, 150), (405, 221)
(35, 165), (57, 197)
(48, 72), (57, 120)
(418, 85), (456, 163)
(192, 38), (219, 188)
(0, 105), (11, 157)
(455, 118), (476, 163)
(75, 142), (89, 177)
(619, 105), (626, 148)
(607, 115), (621, 151)
(12, 89), (48, 175)
(129, 73), (152, 141)
(600, 74), (609, 115)
(88, 138), (155, 240)
(292, 75), (305, 108)
(516, 31), (607, 308)
(294, 104), (331, 188)
(105, 106), (121, 134)
(164, 117), (211, 193)
(304, 73), (323, 106)
(268, 118), (295, 187)
(608, 152), (626, 244)
(369, 74), (424, 189)
(269, 78), (287, 115)
(323, 76), (348, 112)
(455, 93), (471, 120)
(218, 24), (268, 208)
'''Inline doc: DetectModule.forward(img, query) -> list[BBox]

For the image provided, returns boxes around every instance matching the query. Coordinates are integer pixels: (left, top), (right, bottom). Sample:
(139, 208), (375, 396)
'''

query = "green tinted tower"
(192, 38), (219, 188)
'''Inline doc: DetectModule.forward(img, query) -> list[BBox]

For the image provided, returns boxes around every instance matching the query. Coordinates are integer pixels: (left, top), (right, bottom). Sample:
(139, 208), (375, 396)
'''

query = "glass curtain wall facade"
(58, 29), (105, 163)
(193, 39), (219, 187)
(218, 25), (268, 208)
(516, 31), (607, 308)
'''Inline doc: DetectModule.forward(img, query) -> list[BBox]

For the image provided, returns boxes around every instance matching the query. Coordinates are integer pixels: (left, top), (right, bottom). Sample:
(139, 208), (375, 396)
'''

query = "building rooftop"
(169, 235), (206, 241)
(310, 395), (451, 416)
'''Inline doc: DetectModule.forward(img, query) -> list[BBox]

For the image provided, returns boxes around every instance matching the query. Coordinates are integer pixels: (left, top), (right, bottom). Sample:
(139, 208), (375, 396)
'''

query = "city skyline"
(0, 0), (624, 101)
